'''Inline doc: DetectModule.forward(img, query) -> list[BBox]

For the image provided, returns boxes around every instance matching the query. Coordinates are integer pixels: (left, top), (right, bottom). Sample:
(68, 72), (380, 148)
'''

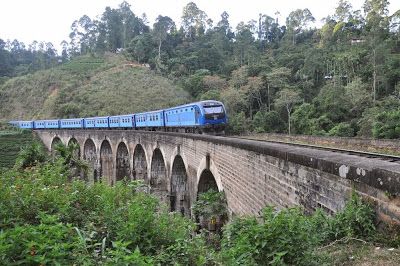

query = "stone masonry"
(35, 130), (400, 224)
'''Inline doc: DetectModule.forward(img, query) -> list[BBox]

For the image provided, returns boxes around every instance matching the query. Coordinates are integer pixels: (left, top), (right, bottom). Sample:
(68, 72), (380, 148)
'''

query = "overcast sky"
(1, 0), (400, 52)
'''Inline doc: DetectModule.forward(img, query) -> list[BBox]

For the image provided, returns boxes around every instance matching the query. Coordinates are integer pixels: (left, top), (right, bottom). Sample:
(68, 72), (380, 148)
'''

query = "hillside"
(0, 53), (190, 120)
(0, 130), (36, 169)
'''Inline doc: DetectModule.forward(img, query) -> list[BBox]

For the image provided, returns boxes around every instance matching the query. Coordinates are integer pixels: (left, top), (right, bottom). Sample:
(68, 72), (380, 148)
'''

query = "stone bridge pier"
(36, 130), (400, 224)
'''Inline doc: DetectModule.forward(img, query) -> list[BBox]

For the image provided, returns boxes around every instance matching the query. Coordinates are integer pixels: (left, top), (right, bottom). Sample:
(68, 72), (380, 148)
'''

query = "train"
(9, 100), (227, 135)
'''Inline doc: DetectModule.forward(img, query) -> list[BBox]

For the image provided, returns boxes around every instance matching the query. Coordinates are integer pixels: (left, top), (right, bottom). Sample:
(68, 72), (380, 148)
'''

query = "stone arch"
(67, 137), (80, 159)
(84, 138), (98, 182)
(133, 144), (147, 181)
(100, 140), (113, 185)
(170, 155), (190, 216)
(150, 148), (168, 202)
(196, 155), (223, 196)
(116, 142), (130, 182)
(198, 169), (219, 194)
(51, 136), (62, 152)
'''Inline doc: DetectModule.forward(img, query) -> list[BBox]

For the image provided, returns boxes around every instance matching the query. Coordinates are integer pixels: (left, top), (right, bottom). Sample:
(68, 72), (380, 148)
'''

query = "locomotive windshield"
(203, 106), (224, 114)
(203, 104), (225, 120)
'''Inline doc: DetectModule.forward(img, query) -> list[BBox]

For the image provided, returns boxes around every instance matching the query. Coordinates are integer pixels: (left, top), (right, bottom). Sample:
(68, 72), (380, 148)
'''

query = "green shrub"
(227, 111), (249, 134)
(328, 122), (355, 137)
(0, 160), (201, 263)
(0, 213), (91, 265)
(14, 141), (48, 169)
(156, 234), (217, 265)
(372, 110), (400, 139)
(252, 110), (286, 133)
(221, 193), (376, 265)
(328, 193), (375, 240)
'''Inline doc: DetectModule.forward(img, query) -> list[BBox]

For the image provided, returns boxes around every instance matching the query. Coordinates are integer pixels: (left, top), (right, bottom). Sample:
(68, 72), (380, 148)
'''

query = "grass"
(318, 240), (400, 265)
(0, 129), (36, 169)
(0, 53), (191, 120)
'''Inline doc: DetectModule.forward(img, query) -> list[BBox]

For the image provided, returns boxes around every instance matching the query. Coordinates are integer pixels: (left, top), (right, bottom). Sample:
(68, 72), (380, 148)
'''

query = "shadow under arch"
(170, 155), (190, 216)
(83, 138), (97, 182)
(116, 142), (130, 182)
(198, 169), (219, 194)
(50, 136), (62, 153)
(67, 137), (80, 159)
(133, 144), (147, 181)
(150, 148), (168, 203)
(100, 139), (113, 185)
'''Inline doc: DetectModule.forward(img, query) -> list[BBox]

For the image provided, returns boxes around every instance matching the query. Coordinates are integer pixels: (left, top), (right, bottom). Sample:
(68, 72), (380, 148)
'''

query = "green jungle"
(0, 0), (399, 137)
(1, 0), (400, 264)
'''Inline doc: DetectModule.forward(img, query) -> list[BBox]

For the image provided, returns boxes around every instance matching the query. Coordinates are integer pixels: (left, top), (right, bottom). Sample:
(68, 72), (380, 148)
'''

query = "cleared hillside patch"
(0, 54), (190, 120)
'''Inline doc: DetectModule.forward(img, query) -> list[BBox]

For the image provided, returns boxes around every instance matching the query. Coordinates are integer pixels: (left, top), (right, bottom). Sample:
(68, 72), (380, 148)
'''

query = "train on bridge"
(9, 100), (227, 134)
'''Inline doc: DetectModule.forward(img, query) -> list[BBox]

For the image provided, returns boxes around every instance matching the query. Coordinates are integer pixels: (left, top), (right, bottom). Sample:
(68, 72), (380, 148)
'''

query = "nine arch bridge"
(35, 130), (400, 223)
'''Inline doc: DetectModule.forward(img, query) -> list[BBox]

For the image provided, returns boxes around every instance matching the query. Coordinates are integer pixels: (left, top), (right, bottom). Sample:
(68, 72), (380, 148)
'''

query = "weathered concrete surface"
(35, 130), (400, 224)
(250, 133), (400, 155)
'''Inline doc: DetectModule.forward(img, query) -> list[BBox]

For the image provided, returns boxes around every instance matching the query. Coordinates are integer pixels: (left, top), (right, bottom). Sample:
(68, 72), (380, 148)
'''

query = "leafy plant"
(192, 189), (228, 221)
(14, 141), (47, 169)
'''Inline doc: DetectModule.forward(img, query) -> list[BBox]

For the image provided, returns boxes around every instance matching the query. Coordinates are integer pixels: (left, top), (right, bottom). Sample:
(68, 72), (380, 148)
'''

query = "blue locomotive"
(10, 100), (227, 134)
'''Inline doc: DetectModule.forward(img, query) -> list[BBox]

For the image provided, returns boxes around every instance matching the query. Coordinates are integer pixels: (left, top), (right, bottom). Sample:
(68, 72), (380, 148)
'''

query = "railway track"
(230, 136), (400, 163)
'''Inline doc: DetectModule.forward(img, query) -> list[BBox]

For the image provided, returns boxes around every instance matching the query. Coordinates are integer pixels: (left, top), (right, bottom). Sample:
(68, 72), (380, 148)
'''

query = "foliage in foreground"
(221, 194), (376, 265)
(0, 157), (201, 264)
(0, 142), (387, 265)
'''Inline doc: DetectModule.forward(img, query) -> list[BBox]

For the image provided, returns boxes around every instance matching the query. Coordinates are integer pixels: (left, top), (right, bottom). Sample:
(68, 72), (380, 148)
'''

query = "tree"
(344, 77), (371, 107)
(286, 9), (315, 44)
(275, 89), (302, 134)
(363, 0), (391, 102)
(265, 67), (291, 111)
(334, 0), (353, 22)
(126, 33), (153, 63)
(181, 2), (208, 39)
(234, 21), (257, 66)
(153, 16), (176, 60)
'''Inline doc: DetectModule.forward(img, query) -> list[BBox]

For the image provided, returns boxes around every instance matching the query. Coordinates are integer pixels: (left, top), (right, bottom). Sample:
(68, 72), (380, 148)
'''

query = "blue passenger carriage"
(109, 114), (134, 129)
(44, 120), (60, 129)
(135, 110), (164, 130)
(94, 116), (109, 128)
(34, 120), (46, 129)
(16, 121), (34, 129)
(60, 118), (84, 129)
(84, 118), (96, 129)
(8, 121), (19, 127)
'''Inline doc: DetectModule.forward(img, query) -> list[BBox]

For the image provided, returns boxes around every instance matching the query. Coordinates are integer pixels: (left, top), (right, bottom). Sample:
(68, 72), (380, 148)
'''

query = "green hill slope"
(0, 130), (36, 169)
(0, 53), (190, 120)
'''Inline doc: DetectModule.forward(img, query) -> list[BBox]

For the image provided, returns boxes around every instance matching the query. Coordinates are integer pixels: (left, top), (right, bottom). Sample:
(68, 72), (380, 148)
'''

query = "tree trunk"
(373, 48), (376, 103)
(267, 84), (271, 112)
(287, 105), (291, 135)
(158, 39), (162, 59)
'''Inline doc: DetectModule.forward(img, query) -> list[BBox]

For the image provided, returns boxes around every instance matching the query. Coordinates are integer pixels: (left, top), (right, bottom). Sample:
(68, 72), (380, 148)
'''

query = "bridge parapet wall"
(35, 130), (400, 224)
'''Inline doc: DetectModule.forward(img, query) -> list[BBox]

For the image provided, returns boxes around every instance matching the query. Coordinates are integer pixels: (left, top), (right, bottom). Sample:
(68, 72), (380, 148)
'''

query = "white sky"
(1, 0), (399, 52)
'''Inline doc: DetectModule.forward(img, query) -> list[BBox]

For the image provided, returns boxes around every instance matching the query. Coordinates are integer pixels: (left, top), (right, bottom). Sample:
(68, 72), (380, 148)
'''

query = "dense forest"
(1, 0), (400, 138)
